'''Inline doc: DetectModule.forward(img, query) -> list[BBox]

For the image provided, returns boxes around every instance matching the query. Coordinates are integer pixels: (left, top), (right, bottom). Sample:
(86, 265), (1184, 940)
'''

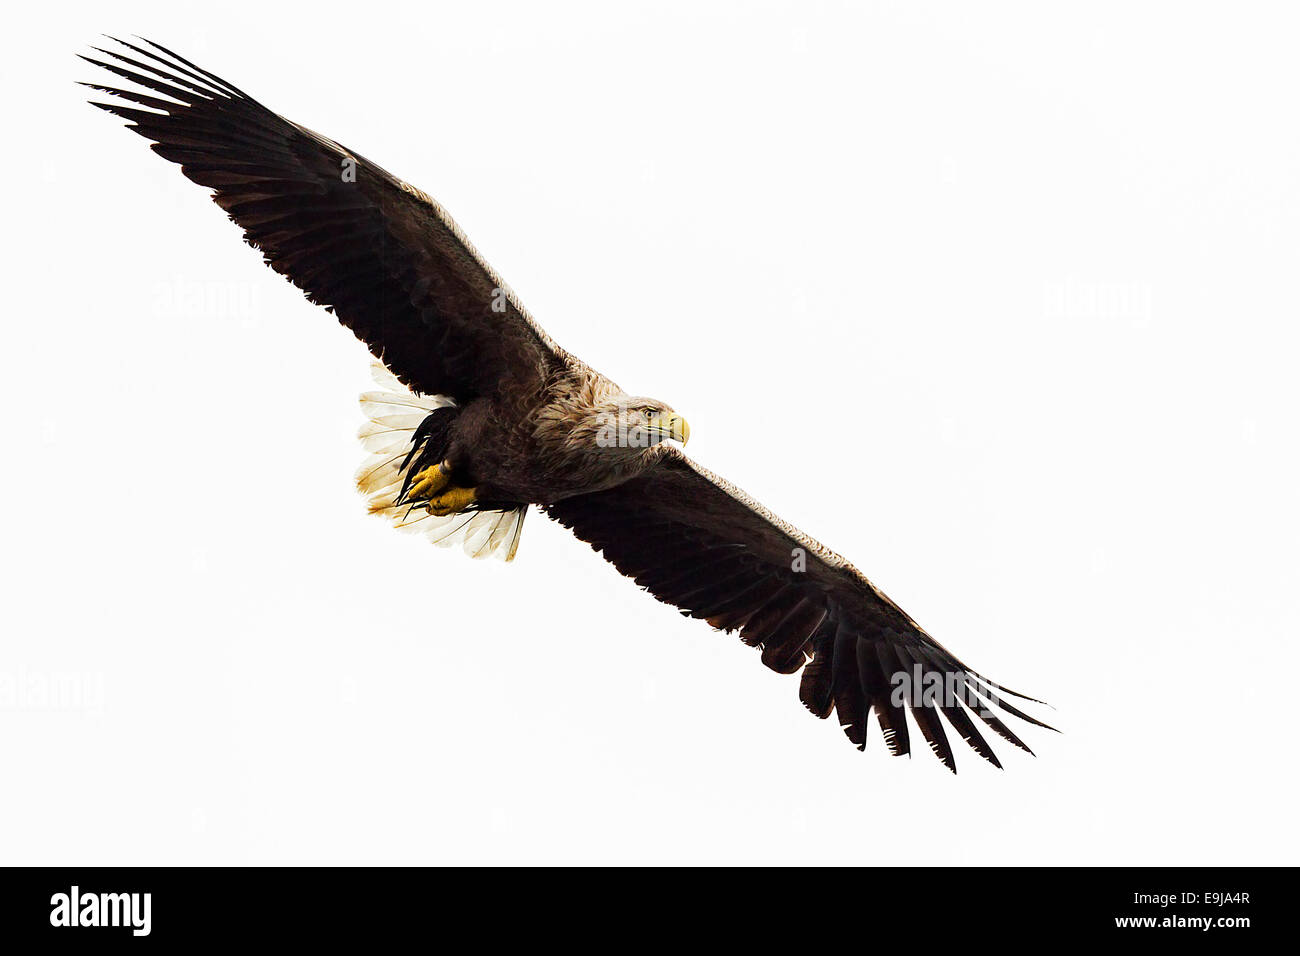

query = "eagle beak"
(651, 413), (690, 445)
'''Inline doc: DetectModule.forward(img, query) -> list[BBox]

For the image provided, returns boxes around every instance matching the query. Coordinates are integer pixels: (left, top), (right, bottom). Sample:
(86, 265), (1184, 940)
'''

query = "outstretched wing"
(82, 37), (567, 401)
(546, 449), (1054, 771)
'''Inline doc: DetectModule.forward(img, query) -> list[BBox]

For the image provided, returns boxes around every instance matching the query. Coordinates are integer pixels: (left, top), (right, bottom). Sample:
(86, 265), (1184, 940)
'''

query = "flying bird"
(83, 37), (1054, 771)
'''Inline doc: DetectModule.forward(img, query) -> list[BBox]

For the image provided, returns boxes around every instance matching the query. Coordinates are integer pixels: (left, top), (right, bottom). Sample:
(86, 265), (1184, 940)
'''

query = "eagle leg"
(406, 460), (453, 501)
(425, 485), (478, 516)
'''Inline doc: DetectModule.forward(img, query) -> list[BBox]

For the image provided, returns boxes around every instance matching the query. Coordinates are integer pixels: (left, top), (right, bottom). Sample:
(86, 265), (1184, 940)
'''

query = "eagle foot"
(425, 485), (478, 516)
(407, 461), (453, 500)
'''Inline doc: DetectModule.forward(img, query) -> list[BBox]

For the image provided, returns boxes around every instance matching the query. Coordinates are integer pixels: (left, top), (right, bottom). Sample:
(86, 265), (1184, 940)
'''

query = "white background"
(3, 1), (1297, 865)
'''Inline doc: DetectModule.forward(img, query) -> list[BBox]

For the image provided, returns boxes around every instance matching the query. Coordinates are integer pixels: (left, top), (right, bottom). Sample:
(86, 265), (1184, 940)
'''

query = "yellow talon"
(408, 462), (452, 500)
(426, 486), (478, 516)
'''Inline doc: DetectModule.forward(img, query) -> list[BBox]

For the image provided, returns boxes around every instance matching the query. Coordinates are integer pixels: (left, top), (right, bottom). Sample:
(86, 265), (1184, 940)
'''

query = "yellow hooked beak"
(649, 412), (691, 445)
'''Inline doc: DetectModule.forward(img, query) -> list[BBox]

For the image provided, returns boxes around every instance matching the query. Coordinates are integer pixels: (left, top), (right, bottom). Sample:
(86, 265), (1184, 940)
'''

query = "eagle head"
(587, 397), (691, 453)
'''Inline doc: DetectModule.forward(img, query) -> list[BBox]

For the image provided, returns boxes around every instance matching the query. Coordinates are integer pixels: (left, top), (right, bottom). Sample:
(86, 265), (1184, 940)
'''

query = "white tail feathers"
(356, 361), (526, 561)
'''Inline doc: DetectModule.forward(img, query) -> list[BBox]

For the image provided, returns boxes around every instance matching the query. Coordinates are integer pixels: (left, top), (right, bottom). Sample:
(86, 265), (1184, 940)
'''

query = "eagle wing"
(546, 448), (1053, 771)
(82, 37), (567, 400)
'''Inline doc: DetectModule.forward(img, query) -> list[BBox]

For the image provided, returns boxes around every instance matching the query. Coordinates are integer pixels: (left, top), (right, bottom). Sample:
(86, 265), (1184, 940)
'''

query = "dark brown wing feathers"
(547, 450), (1054, 771)
(82, 36), (559, 402)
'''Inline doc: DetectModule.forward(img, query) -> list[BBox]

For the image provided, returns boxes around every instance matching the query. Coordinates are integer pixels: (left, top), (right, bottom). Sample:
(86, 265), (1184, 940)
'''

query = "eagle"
(83, 37), (1053, 771)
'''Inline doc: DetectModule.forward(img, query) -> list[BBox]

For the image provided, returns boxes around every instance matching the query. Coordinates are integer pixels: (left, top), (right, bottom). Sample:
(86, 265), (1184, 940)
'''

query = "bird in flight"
(83, 37), (1054, 771)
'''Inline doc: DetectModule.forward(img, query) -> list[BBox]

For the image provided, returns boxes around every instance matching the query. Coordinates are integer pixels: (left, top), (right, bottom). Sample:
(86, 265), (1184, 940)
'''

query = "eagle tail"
(356, 362), (527, 561)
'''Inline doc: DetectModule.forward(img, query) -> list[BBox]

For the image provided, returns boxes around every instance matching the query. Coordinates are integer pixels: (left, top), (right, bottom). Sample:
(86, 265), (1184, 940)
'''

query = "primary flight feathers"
(84, 36), (1054, 771)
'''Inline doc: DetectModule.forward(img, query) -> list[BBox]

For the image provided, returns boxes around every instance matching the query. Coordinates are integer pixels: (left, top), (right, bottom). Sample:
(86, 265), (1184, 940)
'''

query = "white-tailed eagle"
(83, 37), (1053, 771)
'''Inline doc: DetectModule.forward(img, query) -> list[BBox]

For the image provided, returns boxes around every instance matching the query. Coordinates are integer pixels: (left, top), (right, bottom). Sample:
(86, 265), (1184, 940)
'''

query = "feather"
(355, 361), (525, 561)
